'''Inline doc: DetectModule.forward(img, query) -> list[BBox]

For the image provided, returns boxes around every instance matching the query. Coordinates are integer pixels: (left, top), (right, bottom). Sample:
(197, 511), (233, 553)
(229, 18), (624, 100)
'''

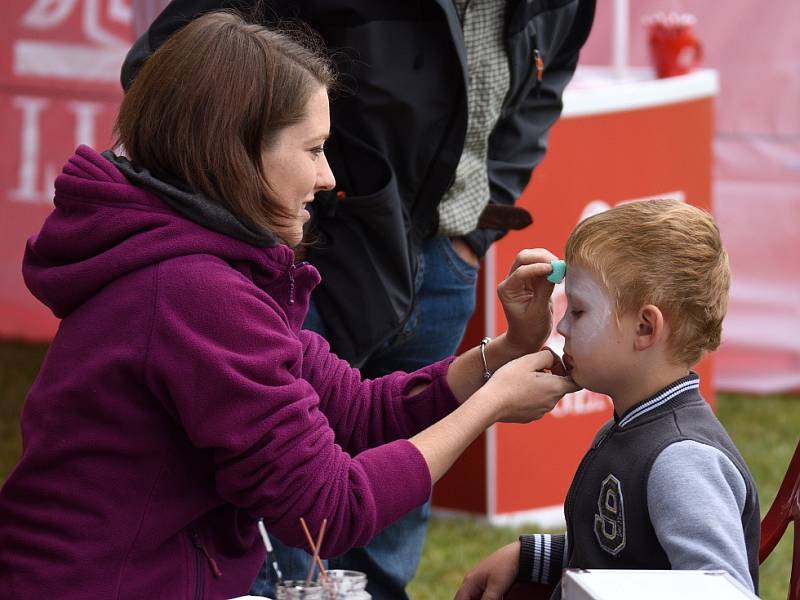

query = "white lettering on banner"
(10, 96), (106, 205)
(15, 0), (131, 83)
(11, 97), (51, 204)
(551, 389), (613, 418)
(107, 0), (131, 23)
(15, 41), (129, 82)
(70, 101), (104, 148)
(22, 0), (80, 29)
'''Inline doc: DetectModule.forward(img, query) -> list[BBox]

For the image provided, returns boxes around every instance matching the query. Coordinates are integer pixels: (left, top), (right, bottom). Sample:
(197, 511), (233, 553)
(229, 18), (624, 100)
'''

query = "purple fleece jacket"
(0, 146), (459, 599)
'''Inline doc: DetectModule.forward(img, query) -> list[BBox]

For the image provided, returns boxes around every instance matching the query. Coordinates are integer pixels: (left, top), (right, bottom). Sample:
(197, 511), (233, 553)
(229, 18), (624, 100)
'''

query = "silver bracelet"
(479, 336), (492, 382)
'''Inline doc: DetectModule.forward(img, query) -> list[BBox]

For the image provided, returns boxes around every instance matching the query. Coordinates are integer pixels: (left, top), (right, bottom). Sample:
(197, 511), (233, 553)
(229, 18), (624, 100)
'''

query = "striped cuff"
(518, 533), (566, 584)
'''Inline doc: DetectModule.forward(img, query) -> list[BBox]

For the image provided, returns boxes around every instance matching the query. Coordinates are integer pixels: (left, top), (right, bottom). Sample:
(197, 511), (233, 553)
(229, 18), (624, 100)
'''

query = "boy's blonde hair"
(565, 199), (730, 366)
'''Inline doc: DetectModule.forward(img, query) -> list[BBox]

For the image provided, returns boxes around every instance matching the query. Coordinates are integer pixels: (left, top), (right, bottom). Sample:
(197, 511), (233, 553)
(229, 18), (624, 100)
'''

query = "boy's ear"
(634, 304), (665, 351)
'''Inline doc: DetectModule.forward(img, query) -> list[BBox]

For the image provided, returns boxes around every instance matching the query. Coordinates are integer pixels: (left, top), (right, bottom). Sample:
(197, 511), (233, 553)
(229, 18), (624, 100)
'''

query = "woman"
(0, 12), (577, 599)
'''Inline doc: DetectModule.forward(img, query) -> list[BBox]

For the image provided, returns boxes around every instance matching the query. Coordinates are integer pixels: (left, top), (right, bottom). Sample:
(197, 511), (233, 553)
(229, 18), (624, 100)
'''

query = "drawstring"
(191, 532), (222, 578)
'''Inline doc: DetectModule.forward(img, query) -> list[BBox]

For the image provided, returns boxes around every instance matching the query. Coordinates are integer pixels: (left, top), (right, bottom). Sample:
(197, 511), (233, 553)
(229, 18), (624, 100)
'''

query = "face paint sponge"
(547, 259), (567, 284)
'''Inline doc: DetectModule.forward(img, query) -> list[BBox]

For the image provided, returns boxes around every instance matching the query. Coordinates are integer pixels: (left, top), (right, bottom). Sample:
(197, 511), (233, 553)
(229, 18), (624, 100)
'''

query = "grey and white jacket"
(519, 373), (760, 597)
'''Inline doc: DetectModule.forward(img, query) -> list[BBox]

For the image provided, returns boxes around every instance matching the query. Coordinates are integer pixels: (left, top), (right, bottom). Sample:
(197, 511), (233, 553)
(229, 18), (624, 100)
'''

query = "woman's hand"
(454, 541), (520, 600)
(417, 349), (577, 484)
(498, 248), (559, 355)
(443, 248), (563, 405)
(477, 349), (578, 424)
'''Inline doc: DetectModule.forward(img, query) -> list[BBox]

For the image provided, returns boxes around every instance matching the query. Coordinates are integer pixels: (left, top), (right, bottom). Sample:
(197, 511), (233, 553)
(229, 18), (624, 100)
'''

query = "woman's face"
(261, 85), (335, 246)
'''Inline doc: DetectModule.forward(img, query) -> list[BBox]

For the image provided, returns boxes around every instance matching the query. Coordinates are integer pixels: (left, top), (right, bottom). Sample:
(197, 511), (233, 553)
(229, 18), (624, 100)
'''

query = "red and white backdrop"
(581, 1), (800, 394)
(0, 0), (132, 339)
(1, 0), (798, 397)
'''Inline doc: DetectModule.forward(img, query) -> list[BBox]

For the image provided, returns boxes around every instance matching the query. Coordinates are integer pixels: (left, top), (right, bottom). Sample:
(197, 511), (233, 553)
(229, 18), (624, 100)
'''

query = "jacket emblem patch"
(593, 473), (626, 556)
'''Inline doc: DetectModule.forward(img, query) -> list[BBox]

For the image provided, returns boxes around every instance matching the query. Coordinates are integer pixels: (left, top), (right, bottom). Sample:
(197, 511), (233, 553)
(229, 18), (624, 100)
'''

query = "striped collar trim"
(617, 373), (700, 429)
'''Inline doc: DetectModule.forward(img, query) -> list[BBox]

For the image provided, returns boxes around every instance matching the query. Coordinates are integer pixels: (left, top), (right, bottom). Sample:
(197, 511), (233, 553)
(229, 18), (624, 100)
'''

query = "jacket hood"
(101, 150), (278, 248)
(24, 145), (312, 318)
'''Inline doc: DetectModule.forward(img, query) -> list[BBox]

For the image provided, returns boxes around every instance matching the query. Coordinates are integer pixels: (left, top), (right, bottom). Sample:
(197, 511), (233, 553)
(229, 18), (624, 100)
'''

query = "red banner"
(0, 0), (131, 339)
(434, 79), (717, 522)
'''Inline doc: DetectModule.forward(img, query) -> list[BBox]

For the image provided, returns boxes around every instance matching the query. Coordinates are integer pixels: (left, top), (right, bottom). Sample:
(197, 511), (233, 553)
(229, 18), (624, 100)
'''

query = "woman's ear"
(634, 304), (665, 351)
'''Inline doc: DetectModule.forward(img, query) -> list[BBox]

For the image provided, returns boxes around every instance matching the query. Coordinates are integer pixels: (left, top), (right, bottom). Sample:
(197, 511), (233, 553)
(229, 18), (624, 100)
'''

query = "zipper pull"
(533, 48), (544, 97)
(593, 427), (613, 449)
(533, 49), (544, 82)
(191, 532), (222, 577)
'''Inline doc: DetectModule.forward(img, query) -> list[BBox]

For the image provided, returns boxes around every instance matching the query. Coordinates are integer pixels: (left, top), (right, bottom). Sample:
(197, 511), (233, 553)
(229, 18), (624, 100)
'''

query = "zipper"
(190, 533), (205, 600)
(592, 425), (613, 450)
(504, 45), (544, 110)
(532, 48), (544, 97)
(287, 261), (308, 305)
(563, 425), (617, 556)
(190, 531), (222, 600)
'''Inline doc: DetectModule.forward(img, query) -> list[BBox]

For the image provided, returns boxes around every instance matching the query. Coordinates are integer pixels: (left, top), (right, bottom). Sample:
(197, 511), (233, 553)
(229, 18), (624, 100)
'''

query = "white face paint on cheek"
(568, 271), (614, 348)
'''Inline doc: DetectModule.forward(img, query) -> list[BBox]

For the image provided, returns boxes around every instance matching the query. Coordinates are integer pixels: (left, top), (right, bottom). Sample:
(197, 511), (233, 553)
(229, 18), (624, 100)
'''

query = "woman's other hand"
(454, 541), (520, 600)
(414, 349), (577, 483)
(498, 248), (559, 354)
(478, 349), (578, 423)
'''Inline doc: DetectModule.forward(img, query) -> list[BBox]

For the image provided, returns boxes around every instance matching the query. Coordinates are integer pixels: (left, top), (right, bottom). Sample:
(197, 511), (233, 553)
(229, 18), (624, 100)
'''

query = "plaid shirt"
(437, 0), (510, 237)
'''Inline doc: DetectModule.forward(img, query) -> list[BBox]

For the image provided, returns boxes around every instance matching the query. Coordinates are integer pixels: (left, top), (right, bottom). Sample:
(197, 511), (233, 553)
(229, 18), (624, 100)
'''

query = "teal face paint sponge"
(547, 259), (567, 284)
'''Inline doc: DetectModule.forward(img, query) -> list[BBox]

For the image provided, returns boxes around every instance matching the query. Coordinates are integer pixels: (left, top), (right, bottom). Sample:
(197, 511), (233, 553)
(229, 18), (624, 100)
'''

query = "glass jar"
(276, 580), (324, 599)
(324, 570), (371, 599)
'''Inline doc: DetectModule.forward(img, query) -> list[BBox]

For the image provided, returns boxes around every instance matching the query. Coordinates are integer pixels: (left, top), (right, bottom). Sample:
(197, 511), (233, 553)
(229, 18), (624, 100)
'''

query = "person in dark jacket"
(455, 200), (760, 600)
(0, 12), (580, 599)
(122, 1), (596, 597)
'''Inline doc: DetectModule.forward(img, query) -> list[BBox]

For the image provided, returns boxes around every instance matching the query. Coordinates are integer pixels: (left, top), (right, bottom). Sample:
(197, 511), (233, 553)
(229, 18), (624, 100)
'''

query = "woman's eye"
(571, 310), (584, 317)
(309, 145), (324, 158)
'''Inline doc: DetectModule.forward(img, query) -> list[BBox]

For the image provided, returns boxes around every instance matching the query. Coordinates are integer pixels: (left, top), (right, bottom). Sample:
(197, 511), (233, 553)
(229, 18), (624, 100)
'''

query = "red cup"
(644, 13), (703, 78)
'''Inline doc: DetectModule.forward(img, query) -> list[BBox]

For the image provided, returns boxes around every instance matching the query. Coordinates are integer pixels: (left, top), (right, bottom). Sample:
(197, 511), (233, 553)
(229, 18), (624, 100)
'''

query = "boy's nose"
(556, 315), (568, 338)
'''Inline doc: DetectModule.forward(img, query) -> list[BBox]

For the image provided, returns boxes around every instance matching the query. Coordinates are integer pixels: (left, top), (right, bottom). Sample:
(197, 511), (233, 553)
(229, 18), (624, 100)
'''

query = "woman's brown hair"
(114, 11), (335, 235)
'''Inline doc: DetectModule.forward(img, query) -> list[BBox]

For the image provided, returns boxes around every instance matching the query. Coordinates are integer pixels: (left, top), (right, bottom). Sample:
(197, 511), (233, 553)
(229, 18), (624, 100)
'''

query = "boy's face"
(556, 265), (638, 397)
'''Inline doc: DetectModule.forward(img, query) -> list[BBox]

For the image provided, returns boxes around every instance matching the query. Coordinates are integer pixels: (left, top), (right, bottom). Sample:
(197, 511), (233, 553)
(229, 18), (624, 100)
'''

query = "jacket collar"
(615, 372), (701, 429)
(101, 150), (279, 248)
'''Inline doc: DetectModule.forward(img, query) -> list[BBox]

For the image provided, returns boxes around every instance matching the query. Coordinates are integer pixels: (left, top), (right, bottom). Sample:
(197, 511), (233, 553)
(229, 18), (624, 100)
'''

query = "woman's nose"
(317, 153), (336, 191)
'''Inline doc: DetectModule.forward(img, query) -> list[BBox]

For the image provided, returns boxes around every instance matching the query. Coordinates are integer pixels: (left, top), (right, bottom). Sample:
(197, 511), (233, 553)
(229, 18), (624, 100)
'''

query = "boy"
(455, 199), (760, 599)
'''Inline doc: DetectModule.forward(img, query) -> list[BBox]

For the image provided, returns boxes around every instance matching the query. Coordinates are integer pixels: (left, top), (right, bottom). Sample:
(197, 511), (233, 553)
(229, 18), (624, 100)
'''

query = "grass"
(716, 394), (798, 600)
(1, 339), (796, 599)
(0, 340), (48, 480)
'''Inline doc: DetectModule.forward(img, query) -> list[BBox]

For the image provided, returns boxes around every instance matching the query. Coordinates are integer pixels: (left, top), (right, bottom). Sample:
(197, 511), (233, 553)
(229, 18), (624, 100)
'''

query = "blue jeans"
(250, 237), (479, 599)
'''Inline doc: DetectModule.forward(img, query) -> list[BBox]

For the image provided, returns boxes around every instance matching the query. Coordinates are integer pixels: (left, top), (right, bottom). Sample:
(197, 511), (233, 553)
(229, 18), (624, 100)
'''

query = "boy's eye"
(309, 145), (324, 157)
(571, 310), (584, 317)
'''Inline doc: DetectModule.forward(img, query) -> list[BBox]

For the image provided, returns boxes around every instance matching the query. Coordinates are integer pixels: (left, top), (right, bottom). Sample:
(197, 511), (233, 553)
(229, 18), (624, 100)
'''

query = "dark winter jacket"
(122, 0), (596, 364)
(519, 374), (760, 597)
